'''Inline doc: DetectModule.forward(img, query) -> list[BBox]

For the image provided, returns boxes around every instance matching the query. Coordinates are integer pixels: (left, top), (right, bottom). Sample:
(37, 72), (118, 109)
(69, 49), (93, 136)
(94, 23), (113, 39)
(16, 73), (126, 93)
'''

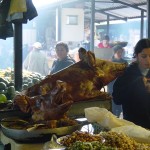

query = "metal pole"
(140, 10), (144, 39)
(147, 0), (150, 38)
(56, 6), (62, 41)
(107, 15), (109, 35)
(14, 23), (22, 91)
(90, 0), (95, 51)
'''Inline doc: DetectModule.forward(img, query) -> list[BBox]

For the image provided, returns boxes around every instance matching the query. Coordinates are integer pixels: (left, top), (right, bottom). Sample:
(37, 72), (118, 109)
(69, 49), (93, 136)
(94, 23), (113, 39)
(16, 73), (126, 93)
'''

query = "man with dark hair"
(50, 42), (75, 74)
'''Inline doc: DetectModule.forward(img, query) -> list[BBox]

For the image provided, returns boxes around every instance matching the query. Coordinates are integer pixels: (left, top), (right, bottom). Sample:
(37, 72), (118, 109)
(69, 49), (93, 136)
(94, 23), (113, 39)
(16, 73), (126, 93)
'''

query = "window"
(66, 15), (78, 25)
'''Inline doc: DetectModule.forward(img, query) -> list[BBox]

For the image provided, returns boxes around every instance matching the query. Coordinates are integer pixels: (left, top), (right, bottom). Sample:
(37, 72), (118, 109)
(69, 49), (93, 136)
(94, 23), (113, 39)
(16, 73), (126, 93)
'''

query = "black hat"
(113, 45), (123, 53)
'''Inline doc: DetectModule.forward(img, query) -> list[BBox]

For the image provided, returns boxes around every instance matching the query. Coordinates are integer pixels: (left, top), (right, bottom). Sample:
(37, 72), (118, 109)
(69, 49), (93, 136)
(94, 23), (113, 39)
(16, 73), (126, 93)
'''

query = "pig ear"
(78, 47), (96, 68)
(78, 47), (87, 60)
(86, 51), (96, 68)
(78, 47), (86, 53)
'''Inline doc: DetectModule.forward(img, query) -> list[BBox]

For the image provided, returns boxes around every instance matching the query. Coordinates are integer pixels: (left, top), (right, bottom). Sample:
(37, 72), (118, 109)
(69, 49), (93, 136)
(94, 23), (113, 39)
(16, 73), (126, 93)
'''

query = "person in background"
(23, 44), (29, 61)
(23, 42), (49, 76)
(50, 42), (75, 74)
(84, 35), (90, 51)
(112, 39), (150, 129)
(98, 35), (111, 48)
(111, 45), (128, 63)
(107, 45), (128, 117)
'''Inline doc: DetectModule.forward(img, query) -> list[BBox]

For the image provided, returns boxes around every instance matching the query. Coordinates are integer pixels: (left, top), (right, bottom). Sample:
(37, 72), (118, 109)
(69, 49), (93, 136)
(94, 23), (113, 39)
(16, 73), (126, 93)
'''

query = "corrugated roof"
(84, 0), (147, 22)
(39, 0), (147, 22)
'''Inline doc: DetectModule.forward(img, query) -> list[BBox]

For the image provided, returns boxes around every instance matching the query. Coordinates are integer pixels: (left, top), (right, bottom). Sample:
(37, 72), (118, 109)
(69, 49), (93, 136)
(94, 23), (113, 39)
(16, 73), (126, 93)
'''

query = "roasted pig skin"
(25, 50), (127, 102)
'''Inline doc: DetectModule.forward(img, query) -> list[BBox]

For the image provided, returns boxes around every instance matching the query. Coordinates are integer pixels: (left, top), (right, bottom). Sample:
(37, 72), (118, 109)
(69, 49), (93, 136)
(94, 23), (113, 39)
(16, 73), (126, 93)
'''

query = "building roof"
(85, 0), (147, 22)
(38, 0), (147, 23)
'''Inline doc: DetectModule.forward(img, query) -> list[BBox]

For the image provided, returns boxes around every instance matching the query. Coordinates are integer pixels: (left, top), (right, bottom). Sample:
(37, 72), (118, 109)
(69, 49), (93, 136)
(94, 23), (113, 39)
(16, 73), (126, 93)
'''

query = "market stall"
(0, 46), (150, 150)
(1, 1), (150, 149)
(0, 48), (126, 149)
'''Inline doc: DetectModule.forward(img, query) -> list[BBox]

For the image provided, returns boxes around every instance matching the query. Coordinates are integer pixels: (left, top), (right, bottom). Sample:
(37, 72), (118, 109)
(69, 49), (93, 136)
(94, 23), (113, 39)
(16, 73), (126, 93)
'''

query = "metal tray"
(0, 109), (31, 121)
(67, 98), (111, 117)
(1, 117), (85, 143)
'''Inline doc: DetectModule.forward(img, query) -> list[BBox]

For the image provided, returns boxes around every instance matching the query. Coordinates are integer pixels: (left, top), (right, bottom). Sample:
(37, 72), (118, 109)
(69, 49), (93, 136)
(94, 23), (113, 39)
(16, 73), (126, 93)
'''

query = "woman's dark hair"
(133, 38), (150, 58)
(55, 41), (69, 52)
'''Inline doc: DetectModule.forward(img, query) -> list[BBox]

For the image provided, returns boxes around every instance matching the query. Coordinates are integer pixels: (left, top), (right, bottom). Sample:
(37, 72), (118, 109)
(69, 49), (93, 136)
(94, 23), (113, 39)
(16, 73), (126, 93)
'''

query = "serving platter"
(57, 135), (68, 145)
(1, 117), (85, 143)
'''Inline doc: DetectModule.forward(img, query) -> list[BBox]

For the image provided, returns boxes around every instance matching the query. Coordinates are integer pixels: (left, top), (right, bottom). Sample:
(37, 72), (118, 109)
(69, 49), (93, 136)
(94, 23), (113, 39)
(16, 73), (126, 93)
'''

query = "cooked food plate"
(1, 117), (85, 142)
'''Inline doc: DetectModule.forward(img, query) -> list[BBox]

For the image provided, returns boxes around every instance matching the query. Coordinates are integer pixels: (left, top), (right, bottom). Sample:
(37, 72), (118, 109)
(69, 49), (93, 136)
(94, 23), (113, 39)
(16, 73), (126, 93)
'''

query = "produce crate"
(67, 98), (111, 118)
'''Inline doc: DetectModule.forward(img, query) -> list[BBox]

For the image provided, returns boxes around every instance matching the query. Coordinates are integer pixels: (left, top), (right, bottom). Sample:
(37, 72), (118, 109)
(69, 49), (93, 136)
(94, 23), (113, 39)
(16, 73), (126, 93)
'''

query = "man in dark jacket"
(50, 42), (75, 74)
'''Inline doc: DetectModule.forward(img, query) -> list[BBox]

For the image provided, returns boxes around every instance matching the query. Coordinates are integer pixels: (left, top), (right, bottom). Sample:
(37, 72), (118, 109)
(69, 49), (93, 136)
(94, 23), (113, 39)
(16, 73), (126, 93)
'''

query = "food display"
(0, 76), (16, 102)
(58, 130), (104, 147)
(23, 48), (126, 100)
(1, 117), (78, 130)
(0, 68), (44, 91)
(0, 69), (44, 108)
(101, 131), (150, 150)
(58, 131), (150, 150)
(1, 117), (85, 142)
(67, 141), (115, 150)
(1, 48), (131, 147)
(111, 125), (150, 144)
(13, 48), (126, 122)
(85, 107), (150, 146)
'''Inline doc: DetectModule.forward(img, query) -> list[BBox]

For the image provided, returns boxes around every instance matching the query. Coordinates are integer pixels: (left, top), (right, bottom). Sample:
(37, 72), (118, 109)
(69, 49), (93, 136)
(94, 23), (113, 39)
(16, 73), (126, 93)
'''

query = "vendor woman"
(112, 38), (150, 129)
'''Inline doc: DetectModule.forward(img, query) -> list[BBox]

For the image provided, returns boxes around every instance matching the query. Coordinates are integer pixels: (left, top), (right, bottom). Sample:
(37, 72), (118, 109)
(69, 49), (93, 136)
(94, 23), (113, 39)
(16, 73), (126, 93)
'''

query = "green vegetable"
(67, 141), (116, 150)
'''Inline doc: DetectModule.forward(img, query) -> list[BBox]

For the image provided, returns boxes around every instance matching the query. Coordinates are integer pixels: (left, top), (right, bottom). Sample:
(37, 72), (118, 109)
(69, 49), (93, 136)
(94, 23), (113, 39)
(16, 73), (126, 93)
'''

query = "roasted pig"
(25, 48), (126, 101)
(14, 48), (127, 121)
